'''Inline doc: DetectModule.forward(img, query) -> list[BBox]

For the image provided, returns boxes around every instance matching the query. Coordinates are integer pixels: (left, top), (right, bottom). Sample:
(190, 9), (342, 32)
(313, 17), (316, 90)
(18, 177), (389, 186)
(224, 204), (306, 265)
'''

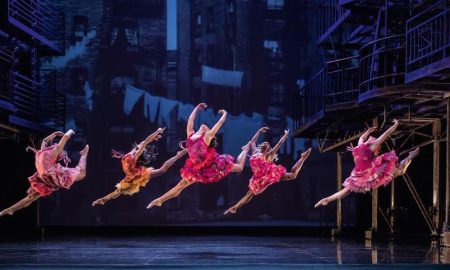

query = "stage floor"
(0, 235), (449, 269)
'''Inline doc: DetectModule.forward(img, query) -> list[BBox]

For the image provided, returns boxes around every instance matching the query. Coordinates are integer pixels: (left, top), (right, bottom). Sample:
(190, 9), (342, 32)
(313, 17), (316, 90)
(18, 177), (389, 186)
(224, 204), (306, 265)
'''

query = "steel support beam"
(366, 118), (379, 239)
(443, 97), (450, 246)
(432, 120), (440, 235)
(333, 152), (343, 236)
(389, 179), (396, 234)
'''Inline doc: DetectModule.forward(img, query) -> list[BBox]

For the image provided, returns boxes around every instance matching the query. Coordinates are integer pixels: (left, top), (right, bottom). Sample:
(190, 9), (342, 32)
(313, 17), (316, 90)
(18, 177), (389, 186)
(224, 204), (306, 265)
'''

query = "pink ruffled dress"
(27, 145), (78, 196)
(180, 133), (234, 184)
(343, 142), (398, 193)
(248, 154), (287, 195)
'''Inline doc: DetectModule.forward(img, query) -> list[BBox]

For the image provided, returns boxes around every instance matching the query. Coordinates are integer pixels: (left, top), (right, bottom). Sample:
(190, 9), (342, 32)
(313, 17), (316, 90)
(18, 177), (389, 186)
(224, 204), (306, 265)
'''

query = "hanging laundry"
(202, 65), (244, 88)
(178, 103), (194, 122)
(196, 108), (218, 130)
(222, 112), (263, 157)
(159, 97), (179, 128)
(123, 85), (144, 115)
(84, 81), (93, 111)
(144, 93), (160, 123)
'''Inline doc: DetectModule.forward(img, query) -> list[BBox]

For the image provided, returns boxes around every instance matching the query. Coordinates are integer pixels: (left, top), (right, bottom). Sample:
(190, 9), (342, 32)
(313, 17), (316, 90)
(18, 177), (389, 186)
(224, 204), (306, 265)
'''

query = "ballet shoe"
(224, 207), (237, 215)
(314, 198), (329, 208)
(409, 147), (419, 159)
(92, 199), (105, 207)
(301, 148), (312, 159)
(0, 209), (13, 217)
(80, 145), (89, 155)
(147, 200), (162, 209)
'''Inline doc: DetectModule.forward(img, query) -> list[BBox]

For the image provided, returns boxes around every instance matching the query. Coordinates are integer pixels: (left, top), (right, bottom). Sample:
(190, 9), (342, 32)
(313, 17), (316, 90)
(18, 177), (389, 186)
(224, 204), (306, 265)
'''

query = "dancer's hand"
(224, 207), (237, 215)
(366, 127), (377, 133)
(258, 127), (269, 134)
(218, 109), (226, 115)
(67, 129), (75, 136)
(392, 119), (399, 126)
(156, 127), (166, 134)
(314, 198), (329, 208)
(196, 103), (207, 110)
(54, 131), (65, 137)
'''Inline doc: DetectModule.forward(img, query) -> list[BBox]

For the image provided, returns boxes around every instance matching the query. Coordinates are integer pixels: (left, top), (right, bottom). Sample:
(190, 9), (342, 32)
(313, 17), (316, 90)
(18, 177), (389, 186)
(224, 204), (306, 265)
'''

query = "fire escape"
(0, 0), (65, 139)
(294, 0), (450, 243)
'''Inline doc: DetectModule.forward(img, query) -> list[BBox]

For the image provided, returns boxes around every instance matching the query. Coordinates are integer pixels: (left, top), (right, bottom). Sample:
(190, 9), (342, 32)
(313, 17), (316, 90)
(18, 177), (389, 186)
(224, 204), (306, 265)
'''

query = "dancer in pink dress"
(147, 103), (250, 209)
(92, 128), (187, 206)
(314, 119), (419, 208)
(0, 129), (89, 217)
(224, 127), (312, 214)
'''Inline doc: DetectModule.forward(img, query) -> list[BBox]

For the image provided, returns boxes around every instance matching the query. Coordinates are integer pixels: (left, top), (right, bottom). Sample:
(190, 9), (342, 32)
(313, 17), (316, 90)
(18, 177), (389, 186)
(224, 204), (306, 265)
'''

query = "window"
(207, 7), (215, 32)
(267, 0), (284, 10)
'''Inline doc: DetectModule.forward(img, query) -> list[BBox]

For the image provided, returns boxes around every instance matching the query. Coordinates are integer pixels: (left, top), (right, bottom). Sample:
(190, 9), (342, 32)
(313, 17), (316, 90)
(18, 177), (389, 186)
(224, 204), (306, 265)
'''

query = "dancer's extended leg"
(0, 191), (41, 217)
(147, 179), (193, 208)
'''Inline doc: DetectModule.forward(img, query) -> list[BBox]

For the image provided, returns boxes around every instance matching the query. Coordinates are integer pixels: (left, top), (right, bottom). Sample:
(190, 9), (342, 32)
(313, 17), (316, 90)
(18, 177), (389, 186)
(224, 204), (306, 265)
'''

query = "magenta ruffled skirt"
(249, 164), (286, 195)
(343, 150), (399, 193)
(181, 154), (234, 184)
(27, 164), (78, 196)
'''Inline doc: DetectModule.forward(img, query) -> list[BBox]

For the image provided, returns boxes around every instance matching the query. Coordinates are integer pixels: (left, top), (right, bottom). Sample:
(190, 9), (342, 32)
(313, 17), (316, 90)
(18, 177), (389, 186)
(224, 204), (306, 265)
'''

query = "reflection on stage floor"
(0, 235), (449, 269)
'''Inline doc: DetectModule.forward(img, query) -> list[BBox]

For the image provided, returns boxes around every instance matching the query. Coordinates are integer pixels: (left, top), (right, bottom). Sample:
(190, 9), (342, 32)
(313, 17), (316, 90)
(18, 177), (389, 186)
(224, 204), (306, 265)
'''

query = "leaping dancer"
(314, 119), (419, 208)
(92, 128), (187, 206)
(147, 103), (250, 209)
(224, 127), (311, 214)
(0, 129), (89, 217)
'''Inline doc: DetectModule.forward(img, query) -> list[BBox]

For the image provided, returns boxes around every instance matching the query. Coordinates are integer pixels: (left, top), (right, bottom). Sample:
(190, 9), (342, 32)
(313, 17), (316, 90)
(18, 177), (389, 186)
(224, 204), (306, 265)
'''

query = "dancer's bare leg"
(230, 143), (250, 173)
(224, 190), (254, 215)
(92, 189), (122, 206)
(151, 149), (187, 178)
(147, 179), (193, 208)
(55, 129), (75, 155)
(74, 145), (89, 181)
(0, 192), (41, 217)
(281, 148), (312, 181)
(314, 187), (352, 208)
(393, 147), (419, 177)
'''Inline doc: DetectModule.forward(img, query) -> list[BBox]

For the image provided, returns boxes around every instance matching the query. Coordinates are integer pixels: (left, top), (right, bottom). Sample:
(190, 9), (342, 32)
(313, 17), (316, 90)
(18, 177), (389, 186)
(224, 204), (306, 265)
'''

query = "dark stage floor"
(0, 235), (449, 269)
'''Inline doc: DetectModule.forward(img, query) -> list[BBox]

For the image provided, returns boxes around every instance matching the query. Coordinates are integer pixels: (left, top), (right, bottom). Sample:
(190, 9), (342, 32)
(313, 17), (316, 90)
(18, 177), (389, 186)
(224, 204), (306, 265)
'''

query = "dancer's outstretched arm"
(314, 187), (352, 208)
(187, 103), (207, 136)
(268, 129), (289, 157)
(133, 128), (165, 161)
(372, 119), (399, 150)
(41, 131), (65, 149)
(224, 190), (254, 215)
(358, 127), (377, 145)
(205, 109), (227, 145)
(250, 127), (269, 154)
(151, 149), (188, 178)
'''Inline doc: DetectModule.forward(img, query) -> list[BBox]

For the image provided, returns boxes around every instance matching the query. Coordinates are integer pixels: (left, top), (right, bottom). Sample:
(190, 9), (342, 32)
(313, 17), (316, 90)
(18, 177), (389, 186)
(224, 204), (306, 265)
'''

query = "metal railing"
(326, 56), (360, 104)
(294, 69), (329, 130)
(406, 0), (450, 75)
(11, 72), (40, 120)
(317, 0), (348, 40)
(360, 34), (406, 92)
(7, 0), (64, 53)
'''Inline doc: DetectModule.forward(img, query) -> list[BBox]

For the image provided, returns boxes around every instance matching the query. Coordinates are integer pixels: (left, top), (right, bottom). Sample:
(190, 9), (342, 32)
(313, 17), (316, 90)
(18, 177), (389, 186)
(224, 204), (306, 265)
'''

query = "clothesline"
(122, 84), (307, 159)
